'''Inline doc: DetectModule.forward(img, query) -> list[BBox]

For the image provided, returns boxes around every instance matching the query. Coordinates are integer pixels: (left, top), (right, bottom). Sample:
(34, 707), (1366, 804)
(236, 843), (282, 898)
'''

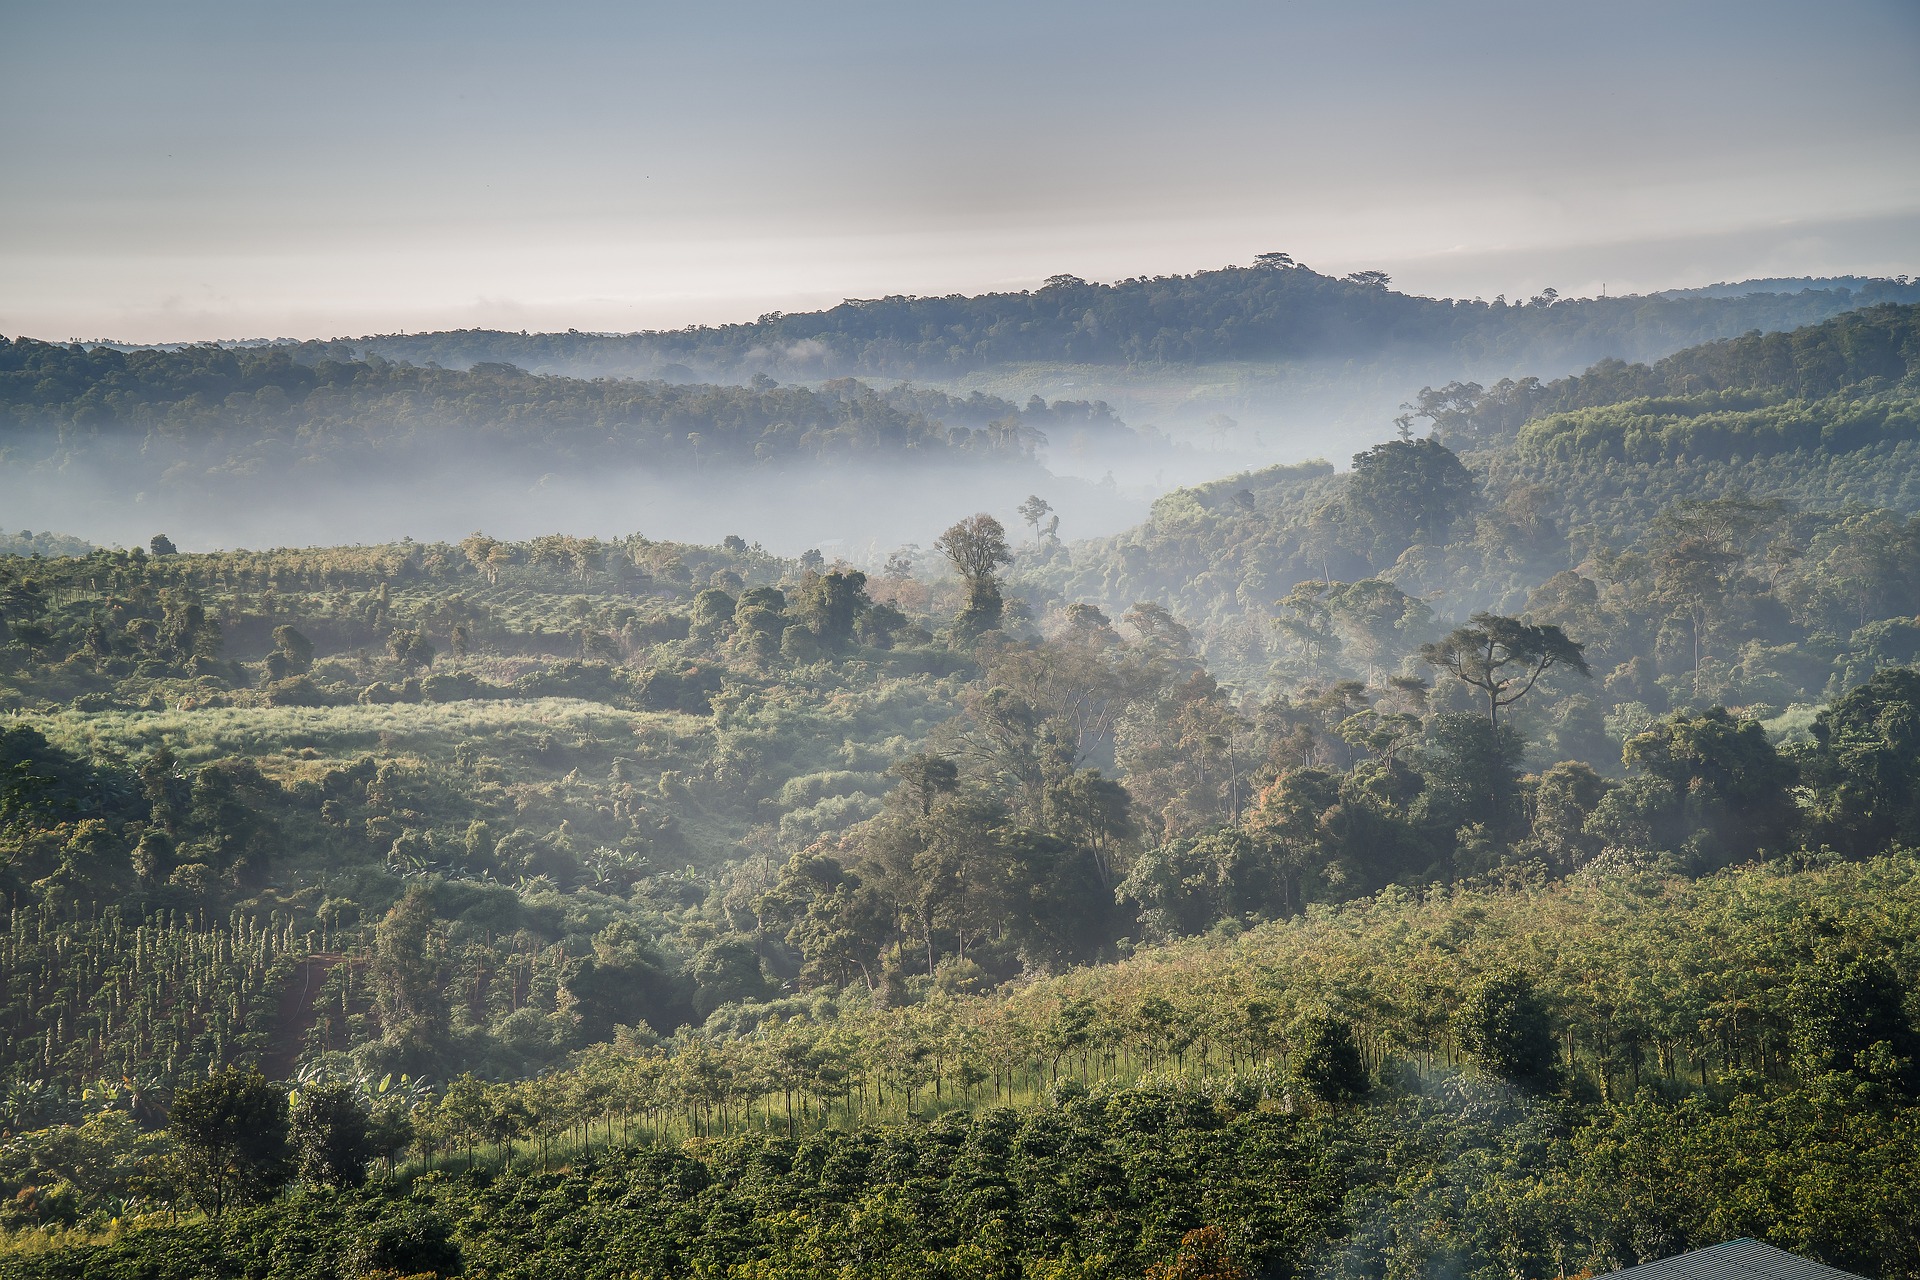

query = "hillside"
(1030, 304), (1920, 698)
(4, 857), (1917, 1279)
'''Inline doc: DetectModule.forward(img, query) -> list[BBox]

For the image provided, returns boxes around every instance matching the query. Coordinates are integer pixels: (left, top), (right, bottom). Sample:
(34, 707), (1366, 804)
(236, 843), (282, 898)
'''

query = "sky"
(3, 0), (1917, 343)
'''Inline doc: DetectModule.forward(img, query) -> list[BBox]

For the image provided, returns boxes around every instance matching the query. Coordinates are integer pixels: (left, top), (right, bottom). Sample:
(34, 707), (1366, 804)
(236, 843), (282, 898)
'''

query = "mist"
(0, 438), (1154, 562)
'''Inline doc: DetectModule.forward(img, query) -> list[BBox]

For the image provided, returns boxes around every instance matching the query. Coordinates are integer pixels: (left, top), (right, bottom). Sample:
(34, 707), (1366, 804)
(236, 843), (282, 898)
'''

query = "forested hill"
(1419, 301), (1920, 450)
(0, 337), (1128, 472)
(1027, 303), (1920, 687)
(232, 266), (1920, 381)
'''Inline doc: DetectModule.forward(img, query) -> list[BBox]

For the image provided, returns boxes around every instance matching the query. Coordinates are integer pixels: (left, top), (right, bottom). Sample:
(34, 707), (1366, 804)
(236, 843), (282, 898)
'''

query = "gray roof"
(1608, 1239), (1868, 1280)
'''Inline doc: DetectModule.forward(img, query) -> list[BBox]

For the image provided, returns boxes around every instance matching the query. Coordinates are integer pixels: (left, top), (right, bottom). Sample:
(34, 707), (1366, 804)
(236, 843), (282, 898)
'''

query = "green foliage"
(1610, 707), (1798, 870)
(289, 1082), (375, 1189)
(1455, 970), (1558, 1089)
(1797, 666), (1920, 853)
(1785, 951), (1920, 1091)
(1292, 1013), (1368, 1105)
(1, 857), (1918, 1273)
(936, 514), (1015, 636)
(1344, 436), (1478, 561)
(13, 297), (1920, 1276)
(1420, 611), (1589, 727)
(167, 1067), (291, 1217)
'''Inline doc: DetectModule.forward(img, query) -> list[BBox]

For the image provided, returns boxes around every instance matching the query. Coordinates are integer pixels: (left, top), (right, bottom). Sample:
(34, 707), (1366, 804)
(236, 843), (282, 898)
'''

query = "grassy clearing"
(21, 698), (709, 766)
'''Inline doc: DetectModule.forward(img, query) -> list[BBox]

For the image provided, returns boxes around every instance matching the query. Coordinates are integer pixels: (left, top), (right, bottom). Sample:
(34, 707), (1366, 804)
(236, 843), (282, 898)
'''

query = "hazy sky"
(3, 0), (1917, 343)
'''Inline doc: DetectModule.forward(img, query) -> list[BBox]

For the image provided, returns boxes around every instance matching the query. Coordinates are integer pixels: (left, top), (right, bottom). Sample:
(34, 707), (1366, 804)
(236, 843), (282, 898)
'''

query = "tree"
(1614, 706), (1797, 869)
(1017, 495), (1053, 544)
(1323, 578), (1432, 682)
(890, 753), (959, 816)
(289, 1081), (376, 1189)
(935, 514), (1014, 635)
(1245, 768), (1344, 915)
(385, 627), (435, 674)
(1456, 970), (1557, 1088)
(690, 936), (772, 1016)
(370, 885), (450, 1070)
(1416, 713), (1526, 846)
(690, 587), (736, 647)
(149, 533), (177, 557)
(1343, 436), (1475, 562)
(1420, 612), (1589, 727)
(1648, 494), (1786, 698)
(168, 1067), (292, 1216)
(1799, 667), (1920, 855)
(1146, 1226), (1249, 1280)
(1274, 582), (1340, 672)
(907, 792), (1012, 971)
(732, 588), (787, 666)
(1787, 951), (1920, 1092)
(757, 852), (892, 990)
(1124, 601), (1195, 658)
(131, 828), (175, 884)
(266, 625), (313, 679)
(1521, 760), (1611, 873)
(460, 532), (500, 583)
(1117, 827), (1284, 942)
(1046, 768), (1134, 888)
(792, 569), (868, 649)
(1293, 1011), (1369, 1104)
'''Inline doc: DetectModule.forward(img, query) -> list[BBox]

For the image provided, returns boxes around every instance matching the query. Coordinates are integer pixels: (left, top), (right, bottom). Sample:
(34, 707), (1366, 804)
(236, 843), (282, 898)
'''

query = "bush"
(265, 675), (331, 707)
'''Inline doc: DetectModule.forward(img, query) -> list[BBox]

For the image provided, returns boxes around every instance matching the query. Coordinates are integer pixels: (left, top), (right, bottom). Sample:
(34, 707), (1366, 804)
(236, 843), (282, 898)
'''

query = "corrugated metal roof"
(1606, 1238), (1868, 1280)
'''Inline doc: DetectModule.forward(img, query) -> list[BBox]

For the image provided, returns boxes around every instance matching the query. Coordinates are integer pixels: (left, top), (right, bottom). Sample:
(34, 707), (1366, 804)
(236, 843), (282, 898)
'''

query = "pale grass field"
(21, 697), (707, 764)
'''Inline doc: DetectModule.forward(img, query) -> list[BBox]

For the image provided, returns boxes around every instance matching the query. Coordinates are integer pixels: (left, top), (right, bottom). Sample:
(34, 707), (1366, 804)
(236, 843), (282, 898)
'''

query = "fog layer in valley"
(16, 271), (1920, 555)
(2, 447), (1152, 561)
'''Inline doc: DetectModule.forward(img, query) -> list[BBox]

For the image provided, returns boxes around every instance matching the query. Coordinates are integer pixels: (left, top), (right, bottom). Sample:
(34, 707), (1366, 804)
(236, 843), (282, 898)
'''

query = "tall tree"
(1018, 495), (1053, 544)
(935, 514), (1014, 635)
(1420, 613), (1589, 727)
(792, 569), (868, 649)
(1293, 1011), (1370, 1104)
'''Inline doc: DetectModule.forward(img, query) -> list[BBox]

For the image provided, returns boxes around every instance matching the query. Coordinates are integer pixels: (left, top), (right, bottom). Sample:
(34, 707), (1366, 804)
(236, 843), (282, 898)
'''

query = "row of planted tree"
(5, 850), (1913, 1233)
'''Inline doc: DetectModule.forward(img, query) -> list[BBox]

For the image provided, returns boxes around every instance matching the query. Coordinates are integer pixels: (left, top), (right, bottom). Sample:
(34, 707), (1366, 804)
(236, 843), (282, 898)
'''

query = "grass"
(22, 698), (710, 766)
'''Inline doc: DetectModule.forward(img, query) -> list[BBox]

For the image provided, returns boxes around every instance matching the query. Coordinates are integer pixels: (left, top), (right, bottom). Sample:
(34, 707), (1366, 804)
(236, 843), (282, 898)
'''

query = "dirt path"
(265, 953), (351, 1079)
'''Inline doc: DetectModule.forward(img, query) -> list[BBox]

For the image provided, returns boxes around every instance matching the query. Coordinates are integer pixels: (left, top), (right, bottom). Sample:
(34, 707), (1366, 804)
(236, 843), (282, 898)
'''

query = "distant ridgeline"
(0, 341), (1129, 479)
(261, 266), (1920, 380)
(1026, 303), (1920, 685)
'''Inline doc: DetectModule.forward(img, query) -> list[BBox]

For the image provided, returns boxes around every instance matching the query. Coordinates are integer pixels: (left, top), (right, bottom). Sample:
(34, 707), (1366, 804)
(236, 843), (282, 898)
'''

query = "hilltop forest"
(2, 298), (1920, 1278)
(282, 262), (1920, 381)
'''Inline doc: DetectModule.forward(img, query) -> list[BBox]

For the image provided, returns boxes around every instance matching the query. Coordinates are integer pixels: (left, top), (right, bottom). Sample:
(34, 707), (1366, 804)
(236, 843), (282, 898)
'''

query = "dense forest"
(4, 300), (1920, 1277)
